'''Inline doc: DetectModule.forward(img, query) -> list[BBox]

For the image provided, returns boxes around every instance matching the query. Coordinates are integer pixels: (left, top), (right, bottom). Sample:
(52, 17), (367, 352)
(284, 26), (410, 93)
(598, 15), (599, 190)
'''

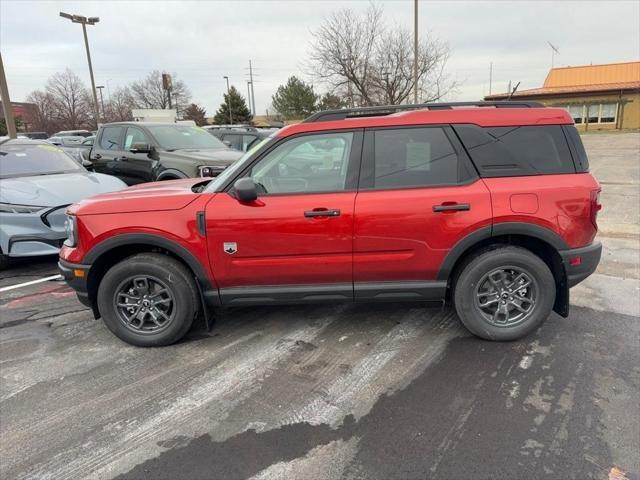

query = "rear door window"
(368, 127), (466, 189)
(453, 124), (575, 177)
(99, 126), (124, 150)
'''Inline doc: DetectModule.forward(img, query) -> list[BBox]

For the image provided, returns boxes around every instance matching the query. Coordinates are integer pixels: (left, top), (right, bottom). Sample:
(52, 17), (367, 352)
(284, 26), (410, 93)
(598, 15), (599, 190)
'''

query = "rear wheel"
(0, 252), (9, 270)
(97, 253), (199, 347)
(453, 246), (555, 341)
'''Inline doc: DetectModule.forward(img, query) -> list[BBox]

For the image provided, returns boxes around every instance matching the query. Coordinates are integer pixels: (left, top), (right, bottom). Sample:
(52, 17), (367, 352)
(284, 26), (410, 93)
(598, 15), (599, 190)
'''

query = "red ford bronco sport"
(59, 102), (602, 347)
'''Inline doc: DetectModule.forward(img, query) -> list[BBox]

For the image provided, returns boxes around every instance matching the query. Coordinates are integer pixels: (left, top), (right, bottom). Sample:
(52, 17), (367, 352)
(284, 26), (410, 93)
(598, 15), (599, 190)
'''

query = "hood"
(0, 171), (127, 207)
(69, 178), (210, 216)
(161, 148), (243, 165)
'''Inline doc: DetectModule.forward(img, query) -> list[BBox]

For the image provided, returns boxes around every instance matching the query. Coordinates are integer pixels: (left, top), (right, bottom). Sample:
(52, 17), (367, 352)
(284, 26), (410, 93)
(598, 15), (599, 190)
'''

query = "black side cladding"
(452, 124), (578, 177)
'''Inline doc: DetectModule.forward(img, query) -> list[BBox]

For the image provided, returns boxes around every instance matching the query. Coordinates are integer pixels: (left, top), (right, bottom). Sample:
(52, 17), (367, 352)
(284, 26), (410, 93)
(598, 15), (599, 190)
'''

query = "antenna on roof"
(508, 81), (520, 100)
(547, 41), (560, 68)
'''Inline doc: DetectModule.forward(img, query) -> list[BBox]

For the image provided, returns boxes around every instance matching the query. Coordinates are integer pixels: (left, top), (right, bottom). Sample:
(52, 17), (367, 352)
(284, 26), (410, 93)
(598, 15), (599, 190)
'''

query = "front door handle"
(433, 203), (470, 213)
(304, 208), (341, 218)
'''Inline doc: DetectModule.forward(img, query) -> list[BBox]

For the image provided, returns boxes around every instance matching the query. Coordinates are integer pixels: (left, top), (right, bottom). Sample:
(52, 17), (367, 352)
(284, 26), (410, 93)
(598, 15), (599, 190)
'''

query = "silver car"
(0, 139), (126, 268)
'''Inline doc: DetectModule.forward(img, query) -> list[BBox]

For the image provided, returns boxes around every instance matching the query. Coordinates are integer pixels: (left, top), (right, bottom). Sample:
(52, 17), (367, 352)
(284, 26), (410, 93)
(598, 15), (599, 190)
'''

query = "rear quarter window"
(453, 124), (576, 177)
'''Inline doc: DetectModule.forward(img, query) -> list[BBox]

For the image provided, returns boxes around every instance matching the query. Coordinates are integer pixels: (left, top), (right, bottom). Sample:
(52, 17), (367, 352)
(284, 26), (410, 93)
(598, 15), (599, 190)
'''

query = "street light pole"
(0, 52), (17, 139)
(223, 76), (233, 125)
(60, 12), (101, 126)
(413, 0), (419, 104)
(96, 85), (106, 118)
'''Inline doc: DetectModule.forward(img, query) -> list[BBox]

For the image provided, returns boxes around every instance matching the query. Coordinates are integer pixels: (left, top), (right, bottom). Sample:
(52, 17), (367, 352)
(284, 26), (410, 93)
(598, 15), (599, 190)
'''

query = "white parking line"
(0, 275), (63, 293)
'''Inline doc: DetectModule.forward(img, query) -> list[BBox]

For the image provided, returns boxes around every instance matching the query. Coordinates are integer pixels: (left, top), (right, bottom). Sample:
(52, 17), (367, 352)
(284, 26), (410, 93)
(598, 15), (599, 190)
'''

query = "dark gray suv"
(89, 122), (243, 185)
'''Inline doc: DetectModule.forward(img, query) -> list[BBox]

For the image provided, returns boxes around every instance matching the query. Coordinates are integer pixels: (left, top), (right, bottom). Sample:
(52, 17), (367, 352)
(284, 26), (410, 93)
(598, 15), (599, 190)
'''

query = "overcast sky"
(1, 0), (639, 116)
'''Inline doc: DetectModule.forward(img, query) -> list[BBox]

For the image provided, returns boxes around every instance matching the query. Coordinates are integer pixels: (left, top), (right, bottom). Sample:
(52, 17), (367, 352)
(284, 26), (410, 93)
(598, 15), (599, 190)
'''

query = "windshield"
(0, 143), (84, 179)
(147, 125), (228, 151)
(205, 136), (274, 192)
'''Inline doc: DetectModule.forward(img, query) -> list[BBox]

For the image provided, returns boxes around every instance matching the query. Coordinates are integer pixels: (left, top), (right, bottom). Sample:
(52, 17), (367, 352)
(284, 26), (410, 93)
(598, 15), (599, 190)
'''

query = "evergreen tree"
(214, 86), (252, 124)
(183, 103), (207, 126)
(317, 92), (347, 111)
(271, 76), (317, 120)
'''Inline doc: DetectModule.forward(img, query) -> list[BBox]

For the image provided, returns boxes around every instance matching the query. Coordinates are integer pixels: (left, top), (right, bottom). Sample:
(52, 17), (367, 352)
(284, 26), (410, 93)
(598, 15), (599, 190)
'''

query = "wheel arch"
(84, 234), (217, 317)
(439, 223), (569, 317)
(156, 168), (188, 180)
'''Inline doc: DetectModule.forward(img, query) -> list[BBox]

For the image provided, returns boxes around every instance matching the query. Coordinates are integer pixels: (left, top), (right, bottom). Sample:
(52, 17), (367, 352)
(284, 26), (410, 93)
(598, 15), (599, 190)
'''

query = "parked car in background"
(23, 132), (48, 140)
(48, 135), (85, 146)
(87, 122), (243, 185)
(0, 139), (126, 269)
(52, 129), (93, 138)
(59, 101), (602, 347)
(209, 127), (277, 152)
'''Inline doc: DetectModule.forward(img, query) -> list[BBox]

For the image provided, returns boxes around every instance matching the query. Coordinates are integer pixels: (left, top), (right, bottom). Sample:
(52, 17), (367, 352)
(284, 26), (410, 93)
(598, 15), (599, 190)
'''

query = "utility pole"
(413, 0), (419, 104)
(96, 85), (106, 117)
(248, 60), (256, 116)
(223, 76), (233, 124)
(488, 62), (493, 96)
(0, 52), (17, 139)
(246, 81), (253, 116)
(60, 12), (101, 126)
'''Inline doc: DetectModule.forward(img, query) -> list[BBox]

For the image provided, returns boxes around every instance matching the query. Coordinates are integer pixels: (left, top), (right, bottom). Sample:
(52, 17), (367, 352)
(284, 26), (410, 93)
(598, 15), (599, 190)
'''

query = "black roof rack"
(302, 101), (545, 123)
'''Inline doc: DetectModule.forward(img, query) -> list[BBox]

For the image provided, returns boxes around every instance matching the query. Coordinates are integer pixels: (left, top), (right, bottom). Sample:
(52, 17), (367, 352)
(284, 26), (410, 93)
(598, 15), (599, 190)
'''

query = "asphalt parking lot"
(1, 132), (639, 480)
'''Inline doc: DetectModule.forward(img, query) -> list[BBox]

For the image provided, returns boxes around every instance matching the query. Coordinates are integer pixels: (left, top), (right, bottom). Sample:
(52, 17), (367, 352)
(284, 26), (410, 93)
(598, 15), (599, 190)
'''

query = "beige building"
(485, 61), (640, 131)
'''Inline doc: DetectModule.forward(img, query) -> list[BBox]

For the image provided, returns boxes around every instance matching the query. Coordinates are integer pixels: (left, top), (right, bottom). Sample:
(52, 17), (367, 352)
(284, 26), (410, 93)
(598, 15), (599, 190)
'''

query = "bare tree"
(45, 69), (92, 129)
(130, 70), (191, 110)
(25, 90), (59, 134)
(308, 4), (458, 106)
(104, 86), (137, 122)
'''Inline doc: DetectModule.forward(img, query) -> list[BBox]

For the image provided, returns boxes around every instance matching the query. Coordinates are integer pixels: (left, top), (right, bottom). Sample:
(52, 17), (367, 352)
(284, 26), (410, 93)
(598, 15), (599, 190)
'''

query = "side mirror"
(82, 159), (92, 168)
(130, 142), (152, 154)
(223, 140), (232, 148)
(233, 177), (258, 202)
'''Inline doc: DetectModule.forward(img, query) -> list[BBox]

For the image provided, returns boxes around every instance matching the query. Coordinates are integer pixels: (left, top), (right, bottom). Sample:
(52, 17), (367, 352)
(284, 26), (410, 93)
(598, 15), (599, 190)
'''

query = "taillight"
(590, 189), (602, 229)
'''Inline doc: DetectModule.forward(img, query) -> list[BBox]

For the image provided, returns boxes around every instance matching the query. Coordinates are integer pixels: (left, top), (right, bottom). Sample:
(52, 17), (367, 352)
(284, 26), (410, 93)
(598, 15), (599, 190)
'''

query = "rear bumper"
(58, 258), (92, 308)
(560, 242), (602, 288)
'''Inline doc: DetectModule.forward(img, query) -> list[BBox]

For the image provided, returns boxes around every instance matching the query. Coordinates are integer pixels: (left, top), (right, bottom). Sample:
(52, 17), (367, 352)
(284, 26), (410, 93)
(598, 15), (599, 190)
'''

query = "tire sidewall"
(97, 255), (197, 347)
(454, 248), (556, 341)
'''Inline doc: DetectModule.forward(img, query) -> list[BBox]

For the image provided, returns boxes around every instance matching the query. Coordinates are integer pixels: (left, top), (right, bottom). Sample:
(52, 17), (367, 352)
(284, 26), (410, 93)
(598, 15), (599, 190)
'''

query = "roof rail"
(302, 101), (545, 123)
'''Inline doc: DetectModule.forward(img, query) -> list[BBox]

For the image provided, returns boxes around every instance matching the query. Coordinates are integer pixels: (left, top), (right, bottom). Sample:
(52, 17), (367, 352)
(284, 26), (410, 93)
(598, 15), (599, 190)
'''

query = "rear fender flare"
(437, 222), (569, 281)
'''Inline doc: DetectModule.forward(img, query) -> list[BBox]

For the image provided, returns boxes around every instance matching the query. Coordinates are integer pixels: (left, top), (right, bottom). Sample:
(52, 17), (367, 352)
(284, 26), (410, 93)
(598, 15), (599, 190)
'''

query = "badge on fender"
(223, 242), (237, 255)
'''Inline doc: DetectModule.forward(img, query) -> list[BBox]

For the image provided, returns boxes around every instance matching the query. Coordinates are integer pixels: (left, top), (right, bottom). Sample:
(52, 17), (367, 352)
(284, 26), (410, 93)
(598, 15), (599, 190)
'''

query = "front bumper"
(58, 258), (92, 308)
(560, 242), (602, 288)
(0, 206), (68, 257)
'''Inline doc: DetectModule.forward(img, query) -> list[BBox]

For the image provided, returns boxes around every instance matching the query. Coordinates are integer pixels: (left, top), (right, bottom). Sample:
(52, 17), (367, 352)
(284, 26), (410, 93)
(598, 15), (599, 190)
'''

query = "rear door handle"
(432, 203), (470, 212)
(304, 208), (341, 218)
(93, 154), (102, 160)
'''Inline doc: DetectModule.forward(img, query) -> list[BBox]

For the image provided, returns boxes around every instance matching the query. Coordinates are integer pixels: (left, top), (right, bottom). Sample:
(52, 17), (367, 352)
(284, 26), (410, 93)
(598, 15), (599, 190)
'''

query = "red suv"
(59, 102), (602, 347)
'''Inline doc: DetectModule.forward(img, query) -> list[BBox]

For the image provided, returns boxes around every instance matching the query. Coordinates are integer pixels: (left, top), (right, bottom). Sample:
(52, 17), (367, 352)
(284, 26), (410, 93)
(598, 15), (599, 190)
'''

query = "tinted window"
(242, 135), (259, 151)
(453, 125), (575, 177)
(0, 144), (83, 178)
(223, 134), (243, 151)
(250, 132), (354, 194)
(100, 126), (124, 150)
(564, 125), (589, 172)
(372, 127), (459, 189)
(124, 127), (150, 150)
(147, 125), (227, 151)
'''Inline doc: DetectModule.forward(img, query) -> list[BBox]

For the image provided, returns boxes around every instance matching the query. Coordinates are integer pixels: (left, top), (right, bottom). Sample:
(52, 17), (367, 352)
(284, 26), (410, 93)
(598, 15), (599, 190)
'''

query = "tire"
(0, 253), (9, 271)
(97, 253), (199, 347)
(453, 246), (555, 341)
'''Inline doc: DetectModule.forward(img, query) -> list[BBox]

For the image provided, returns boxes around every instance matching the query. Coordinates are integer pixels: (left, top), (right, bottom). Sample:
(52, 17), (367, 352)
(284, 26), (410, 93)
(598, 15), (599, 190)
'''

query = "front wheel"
(453, 246), (556, 341)
(97, 253), (199, 347)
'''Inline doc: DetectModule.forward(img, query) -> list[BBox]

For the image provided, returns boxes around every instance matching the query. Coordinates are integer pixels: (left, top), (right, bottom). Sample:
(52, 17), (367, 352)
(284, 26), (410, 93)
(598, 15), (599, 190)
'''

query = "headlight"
(64, 214), (78, 247)
(198, 165), (226, 178)
(0, 203), (45, 214)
